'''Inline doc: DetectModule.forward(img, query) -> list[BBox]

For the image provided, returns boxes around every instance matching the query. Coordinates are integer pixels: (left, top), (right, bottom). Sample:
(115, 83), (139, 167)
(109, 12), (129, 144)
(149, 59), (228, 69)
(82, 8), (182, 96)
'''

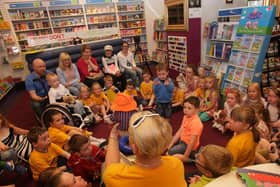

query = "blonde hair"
(205, 75), (218, 89)
(46, 72), (58, 82)
(58, 52), (72, 70)
(226, 88), (242, 104)
(128, 111), (172, 159)
(200, 144), (233, 177)
(247, 82), (262, 101)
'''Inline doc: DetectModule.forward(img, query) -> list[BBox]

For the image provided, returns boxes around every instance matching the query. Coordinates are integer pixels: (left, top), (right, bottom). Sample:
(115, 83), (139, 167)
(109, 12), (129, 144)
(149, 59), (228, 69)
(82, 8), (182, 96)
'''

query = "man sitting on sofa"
(25, 58), (50, 119)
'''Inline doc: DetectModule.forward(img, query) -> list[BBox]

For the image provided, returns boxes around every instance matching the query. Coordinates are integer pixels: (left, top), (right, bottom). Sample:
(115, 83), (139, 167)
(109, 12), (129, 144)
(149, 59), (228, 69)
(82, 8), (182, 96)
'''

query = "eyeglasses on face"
(132, 113), (159, 129)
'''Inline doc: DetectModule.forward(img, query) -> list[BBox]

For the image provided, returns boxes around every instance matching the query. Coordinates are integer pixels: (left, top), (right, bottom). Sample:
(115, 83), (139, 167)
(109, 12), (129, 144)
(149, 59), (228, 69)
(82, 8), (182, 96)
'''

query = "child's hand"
(164, 79), (170, 86)
(109, 123), (120, 139)
(153, 79), (160, 85)
(189, 175), (201, 184)
(173, 154), (189, 162)
(0, 142), (9, 151)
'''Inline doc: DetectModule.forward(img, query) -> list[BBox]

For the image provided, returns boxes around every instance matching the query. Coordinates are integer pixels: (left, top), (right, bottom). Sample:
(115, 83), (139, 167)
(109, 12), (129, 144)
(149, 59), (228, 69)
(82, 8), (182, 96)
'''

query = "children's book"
(247, 54), (258, 69)
(240, 35), (253, 50)
(243, 70), (254, 86)
(233, 35), (242, 49)
(227, 66), (235, 81)
(233, 68), (244, 82)
(215, 42), (224, 58)
(251, 35), (264, 52)
(229, 51), (239, 65)
(268, 57), (276, 68)
(262, 58), (268, 70)
(238, 52), (249, 67)
(237, 168), (280, 187)
(222, 43), (232, 60)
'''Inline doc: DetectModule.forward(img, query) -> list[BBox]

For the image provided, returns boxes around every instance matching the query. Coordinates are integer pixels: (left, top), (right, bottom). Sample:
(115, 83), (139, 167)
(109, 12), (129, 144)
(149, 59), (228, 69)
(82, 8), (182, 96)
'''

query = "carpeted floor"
(0, 83), (232, 187)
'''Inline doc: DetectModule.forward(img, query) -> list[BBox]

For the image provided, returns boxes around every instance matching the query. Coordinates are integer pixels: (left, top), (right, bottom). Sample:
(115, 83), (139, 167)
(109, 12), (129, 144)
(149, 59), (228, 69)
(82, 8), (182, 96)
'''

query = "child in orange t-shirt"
(168, 96), (203, 162)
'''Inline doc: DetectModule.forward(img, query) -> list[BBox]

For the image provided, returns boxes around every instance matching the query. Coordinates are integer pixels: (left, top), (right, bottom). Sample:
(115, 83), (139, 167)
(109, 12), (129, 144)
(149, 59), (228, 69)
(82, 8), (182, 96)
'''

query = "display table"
(205, 163), (280, 187)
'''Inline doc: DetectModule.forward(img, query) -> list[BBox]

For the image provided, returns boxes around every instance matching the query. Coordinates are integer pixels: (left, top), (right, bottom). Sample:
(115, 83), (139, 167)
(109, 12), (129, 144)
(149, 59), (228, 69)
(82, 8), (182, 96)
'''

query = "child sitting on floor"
(27, 127), (70, 180)
(90, 82), (113, 124)
(172, 81), (184, 109)
(184, 65), (197, 98)
(140, 71), (153, 106)
(168, 96), (203, 162)
(199, 75), (219, 122)
(103, 75), (120, 104)
(266, 87), (280, 128)
(194, 77), (206, 101)
(226, 106), (260, 167)
(189, 144), (233, 187)
(68, 134), (105, 182)
(242, 82), (266, 106)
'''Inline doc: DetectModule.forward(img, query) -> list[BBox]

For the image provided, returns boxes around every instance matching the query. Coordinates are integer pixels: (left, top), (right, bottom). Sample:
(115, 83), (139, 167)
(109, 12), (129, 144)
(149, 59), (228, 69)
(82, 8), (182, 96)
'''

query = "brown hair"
(126, 79), (135, 87)
(0, 113), (10, 128)
(68, 134), (89, 153)
(184, 96), (200, 108)
(38, 167), (62, 187)
(27, 127), (48, 144)
(250, 102), (270, 124)
(200, 144), (233, 178)
(226, 88), (242, 104)
(44, 110), (62, 127)
(186, 64), (198, 76)
(81, 44), (91, 54)
(46, 72), (58, 82)
(104, 74), (113, 82)
(231, 106), (260, 143)
(268, 87), (280, 112)
(155, 63), (168, 72)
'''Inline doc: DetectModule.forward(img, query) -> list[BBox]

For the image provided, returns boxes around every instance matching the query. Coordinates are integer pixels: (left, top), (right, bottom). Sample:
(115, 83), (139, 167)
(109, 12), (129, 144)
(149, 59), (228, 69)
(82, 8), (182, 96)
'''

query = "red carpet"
(0, 84), (231, 187)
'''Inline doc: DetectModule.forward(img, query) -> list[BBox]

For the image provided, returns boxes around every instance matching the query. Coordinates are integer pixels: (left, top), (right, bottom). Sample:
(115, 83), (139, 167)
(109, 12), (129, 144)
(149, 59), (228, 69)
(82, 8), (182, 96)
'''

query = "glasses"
(132, 113), (159, 129)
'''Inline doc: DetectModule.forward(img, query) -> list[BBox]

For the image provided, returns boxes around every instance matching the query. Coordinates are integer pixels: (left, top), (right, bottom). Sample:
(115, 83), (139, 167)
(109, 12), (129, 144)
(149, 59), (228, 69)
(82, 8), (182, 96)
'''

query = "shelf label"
(9, 2), (42, 9)
(86, 0), (111, 3)
(218, 8), (243, 17)
(49, 0), (79, 6)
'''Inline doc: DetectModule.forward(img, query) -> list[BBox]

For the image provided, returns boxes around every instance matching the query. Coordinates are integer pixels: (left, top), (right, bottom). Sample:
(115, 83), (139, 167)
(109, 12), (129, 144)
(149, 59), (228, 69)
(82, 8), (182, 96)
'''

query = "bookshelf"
(221, 6), (276, 94)
(168, 35), (187, 73)
(261, 16), (280, 95)
(117, 0), (147, 54)
(204, 7), (242, 75)
(152, 18), (167, 63)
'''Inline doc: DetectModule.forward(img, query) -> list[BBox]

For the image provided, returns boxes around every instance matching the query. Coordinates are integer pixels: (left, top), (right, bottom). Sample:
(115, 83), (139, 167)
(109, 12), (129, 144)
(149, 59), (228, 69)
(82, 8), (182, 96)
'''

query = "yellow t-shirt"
(81, 97), (95, 107)
(172, 88), (184, 105)
(48, 125), (71, 148)
(194, 88), (205, 100)
(90, 92), (107, 105)
(226, 131), (257, 167)
(123, 89), (138, 97)
(105, 88), (118, 104)
(103, 156), (187, 187)
(29, 143), (64, 180)
(140, 81), (153, 100)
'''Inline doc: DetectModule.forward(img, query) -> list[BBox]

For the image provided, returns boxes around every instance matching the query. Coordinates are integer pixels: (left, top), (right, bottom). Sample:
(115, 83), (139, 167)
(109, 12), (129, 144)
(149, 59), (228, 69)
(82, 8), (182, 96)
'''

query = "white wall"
(200, 0), (248, 65)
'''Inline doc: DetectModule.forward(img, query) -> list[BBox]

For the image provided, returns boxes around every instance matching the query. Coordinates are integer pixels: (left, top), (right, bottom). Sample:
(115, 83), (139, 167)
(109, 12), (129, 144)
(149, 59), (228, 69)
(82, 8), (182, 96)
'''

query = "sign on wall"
(168, 35), (187, 73)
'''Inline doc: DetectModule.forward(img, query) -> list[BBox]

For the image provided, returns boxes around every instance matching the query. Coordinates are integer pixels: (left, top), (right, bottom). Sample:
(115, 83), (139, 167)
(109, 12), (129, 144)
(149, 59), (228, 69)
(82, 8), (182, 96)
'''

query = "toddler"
(168, 96), (203, 162)
(140, 71), (153, 106)
(46, 73), (86, 116)
(148, 63), (174, 118)
(189, 144), (233, 187)
(68, 134), (105, 182)
(226, 106), (260, 167)
(199, 76), (219, 122)
(103, 75), (120, 104)
(242, 82), (266, 106)
(27, 127), (70, 180)
(123, 79), (138, 98)
(172, 81), (184, 108)
(194, 77), (206, 101)
(91, 82), (113, 124)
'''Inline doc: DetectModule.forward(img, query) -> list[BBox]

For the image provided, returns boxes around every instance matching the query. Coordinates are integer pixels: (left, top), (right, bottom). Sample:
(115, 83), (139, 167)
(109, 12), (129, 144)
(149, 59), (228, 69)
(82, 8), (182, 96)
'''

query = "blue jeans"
(168, 141), (187, 155)
(124, 68), (142, 87)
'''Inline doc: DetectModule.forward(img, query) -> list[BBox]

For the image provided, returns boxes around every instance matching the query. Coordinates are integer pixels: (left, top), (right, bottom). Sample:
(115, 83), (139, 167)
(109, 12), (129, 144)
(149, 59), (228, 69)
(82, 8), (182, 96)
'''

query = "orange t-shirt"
(180, 114), (203, 150)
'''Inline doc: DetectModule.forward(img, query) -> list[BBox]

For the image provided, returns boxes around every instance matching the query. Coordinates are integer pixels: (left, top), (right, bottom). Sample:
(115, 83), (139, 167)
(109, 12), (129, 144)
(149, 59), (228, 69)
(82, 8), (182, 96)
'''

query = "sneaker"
(104, 115), (113, 124)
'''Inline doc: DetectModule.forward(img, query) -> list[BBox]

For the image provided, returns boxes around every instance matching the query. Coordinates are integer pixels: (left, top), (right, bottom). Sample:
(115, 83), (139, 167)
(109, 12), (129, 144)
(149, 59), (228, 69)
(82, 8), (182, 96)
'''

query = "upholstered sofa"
(25, 38), (123, 72)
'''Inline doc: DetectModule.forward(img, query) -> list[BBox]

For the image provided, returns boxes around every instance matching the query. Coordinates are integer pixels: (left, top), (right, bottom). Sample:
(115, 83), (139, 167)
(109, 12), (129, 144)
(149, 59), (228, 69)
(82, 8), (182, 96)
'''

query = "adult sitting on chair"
(25, 58), (50, 119)
(117, 41), (142, 88)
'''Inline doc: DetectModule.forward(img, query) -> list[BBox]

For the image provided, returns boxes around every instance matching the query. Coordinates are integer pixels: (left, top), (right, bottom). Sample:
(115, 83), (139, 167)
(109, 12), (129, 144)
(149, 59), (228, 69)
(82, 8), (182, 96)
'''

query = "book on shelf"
(229, 51), (239, 64)
(233, 68), (244, 82)
(243, 70), (254, 86)
(240, 35), (253, 50)
(262, 58), (268, 70)
(247, 53), (258, 69)
(227, 66), (235, 81)
(232, 35), (242, 49)
(222, 43), (232, 60)
(238, 52), (249, 67)
(208, 22), (218, 39)
(251, 35), (264, 52)
(214, 42), (224, 58)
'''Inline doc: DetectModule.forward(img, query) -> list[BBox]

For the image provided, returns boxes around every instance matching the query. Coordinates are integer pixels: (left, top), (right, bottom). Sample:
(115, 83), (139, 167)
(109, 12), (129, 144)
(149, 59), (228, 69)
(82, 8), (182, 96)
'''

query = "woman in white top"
(117, 41), (142, 87)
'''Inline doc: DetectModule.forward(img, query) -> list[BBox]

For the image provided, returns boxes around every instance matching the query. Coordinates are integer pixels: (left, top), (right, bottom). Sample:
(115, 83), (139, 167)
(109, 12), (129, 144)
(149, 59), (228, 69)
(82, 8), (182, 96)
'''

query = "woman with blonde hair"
(56, 52), (83, 96)
(103, 111), (187, 187)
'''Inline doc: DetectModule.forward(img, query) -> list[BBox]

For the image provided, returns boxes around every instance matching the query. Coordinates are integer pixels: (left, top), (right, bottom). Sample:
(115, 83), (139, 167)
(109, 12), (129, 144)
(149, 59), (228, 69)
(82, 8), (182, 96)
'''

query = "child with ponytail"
(226, 106), (260, 167)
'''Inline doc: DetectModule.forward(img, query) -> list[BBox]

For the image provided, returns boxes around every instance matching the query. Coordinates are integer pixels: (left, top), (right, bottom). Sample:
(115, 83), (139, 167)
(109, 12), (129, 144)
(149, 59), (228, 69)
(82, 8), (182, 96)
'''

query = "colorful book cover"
(238, 52), (249, 67)
(251, 35), (264, 52)
(262, 58), (268, 70)
(243, 70), (254, 86)
(268, 57), (276, 68)
(223, 43), (232, 60)
(229, 51), (239, 65)
(237, 168), (280, 187)
(233, 68), (244, 82)
(247, 54), (258, 69)
(215, 42), (224, 58)
(240, 35), (253, 50)
(227, 66), (235, 81)
(233, 36), (242, 49)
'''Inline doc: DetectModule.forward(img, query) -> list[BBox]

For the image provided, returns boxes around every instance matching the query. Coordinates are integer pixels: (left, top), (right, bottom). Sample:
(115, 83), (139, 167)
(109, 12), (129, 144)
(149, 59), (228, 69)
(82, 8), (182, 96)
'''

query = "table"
(205, 163), (280, 187)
